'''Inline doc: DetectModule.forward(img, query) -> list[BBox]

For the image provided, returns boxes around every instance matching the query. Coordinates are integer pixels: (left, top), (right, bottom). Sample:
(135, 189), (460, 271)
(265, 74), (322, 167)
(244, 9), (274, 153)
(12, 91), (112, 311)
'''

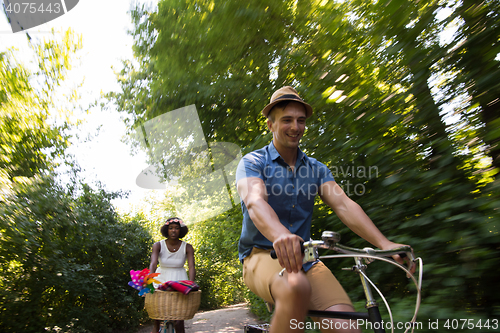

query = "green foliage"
(0, 30), (153, 333)
(186, 207), (246, 310)
(114, 0), (500, 327)
(0, 178), (153, 333)
(442, 0), (500, 174)
(246, 291), (273, 324)
(0, 30), (81, 181)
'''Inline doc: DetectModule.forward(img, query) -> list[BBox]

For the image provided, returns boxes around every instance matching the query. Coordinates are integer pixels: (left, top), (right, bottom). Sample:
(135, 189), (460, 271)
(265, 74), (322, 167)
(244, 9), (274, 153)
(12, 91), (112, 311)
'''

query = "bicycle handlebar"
(269, 230), (416, 263)
(331, 243), (415, 261)
(269, 231), (423, 333)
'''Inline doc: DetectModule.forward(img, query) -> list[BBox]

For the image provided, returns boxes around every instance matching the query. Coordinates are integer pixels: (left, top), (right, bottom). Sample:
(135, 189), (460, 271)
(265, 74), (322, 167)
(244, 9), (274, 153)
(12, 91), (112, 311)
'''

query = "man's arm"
(237, 177), (304, 273)
(320, 181), (414, 270)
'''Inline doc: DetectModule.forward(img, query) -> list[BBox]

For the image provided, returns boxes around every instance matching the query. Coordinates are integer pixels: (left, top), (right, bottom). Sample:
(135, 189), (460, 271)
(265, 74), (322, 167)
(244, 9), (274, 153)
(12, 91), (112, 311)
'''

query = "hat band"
(272, 94), (304, 103)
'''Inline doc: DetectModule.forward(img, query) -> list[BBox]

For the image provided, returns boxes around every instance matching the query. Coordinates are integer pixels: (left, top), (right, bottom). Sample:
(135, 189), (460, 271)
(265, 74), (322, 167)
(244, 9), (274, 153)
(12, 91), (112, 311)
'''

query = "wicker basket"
(144, 290), (201, 320)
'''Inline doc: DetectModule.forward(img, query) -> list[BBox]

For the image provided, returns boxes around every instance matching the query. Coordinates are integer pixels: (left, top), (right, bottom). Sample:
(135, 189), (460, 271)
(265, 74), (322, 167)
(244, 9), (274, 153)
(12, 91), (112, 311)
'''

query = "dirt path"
(137, 303), (266, 333)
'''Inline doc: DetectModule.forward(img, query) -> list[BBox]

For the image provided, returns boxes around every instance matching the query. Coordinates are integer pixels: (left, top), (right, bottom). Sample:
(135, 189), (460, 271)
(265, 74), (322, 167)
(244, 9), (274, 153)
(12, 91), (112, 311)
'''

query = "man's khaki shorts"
(243, 247), (352, 311)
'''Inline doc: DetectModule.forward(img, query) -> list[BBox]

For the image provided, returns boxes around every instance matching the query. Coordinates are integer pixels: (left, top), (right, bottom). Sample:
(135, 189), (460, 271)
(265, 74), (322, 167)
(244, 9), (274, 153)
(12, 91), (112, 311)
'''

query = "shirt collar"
(269, 141), (307, 165)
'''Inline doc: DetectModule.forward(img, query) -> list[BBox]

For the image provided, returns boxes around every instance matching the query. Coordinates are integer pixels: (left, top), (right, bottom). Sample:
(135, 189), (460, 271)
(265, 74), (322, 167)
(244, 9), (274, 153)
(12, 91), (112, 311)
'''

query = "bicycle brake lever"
(397, 249), (416, 275)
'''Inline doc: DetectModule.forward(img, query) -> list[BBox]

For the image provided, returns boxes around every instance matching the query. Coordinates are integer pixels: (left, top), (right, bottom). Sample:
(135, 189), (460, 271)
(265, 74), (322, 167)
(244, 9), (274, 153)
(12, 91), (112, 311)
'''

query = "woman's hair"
(160, 217), (188, 239)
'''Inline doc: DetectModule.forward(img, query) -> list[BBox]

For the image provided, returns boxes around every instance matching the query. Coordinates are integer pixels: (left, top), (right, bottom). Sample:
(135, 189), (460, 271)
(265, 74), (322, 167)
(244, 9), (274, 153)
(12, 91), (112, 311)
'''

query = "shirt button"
(290, 224), (293, 227)
(292, 205), (295, 208)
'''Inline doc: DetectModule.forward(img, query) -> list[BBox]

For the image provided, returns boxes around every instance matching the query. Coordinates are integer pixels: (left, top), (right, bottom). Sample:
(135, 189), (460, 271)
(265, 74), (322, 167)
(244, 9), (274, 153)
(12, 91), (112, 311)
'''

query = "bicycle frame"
(161, 320), (175, 333)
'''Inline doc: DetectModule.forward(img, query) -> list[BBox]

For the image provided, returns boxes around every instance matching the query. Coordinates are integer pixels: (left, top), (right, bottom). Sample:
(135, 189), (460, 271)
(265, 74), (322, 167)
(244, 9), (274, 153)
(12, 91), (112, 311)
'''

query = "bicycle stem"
(353, 257), (386, 333)
(353, 257), (378, 308)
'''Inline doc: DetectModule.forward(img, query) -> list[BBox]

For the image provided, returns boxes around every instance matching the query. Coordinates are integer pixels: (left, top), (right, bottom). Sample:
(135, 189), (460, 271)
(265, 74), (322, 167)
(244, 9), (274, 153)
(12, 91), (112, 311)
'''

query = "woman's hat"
(261, 86), (313, 118)
(161, 217), (188, 239)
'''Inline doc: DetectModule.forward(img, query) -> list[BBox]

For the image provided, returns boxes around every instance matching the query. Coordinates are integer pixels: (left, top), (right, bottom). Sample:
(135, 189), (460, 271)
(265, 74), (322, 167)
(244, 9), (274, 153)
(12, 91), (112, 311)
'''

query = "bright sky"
(1, 0), (158, 212)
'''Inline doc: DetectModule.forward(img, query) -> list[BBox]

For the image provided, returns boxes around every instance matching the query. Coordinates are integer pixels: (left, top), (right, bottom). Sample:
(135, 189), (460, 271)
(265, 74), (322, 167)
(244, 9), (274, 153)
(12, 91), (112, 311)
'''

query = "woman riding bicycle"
(149, 217), (195, 333)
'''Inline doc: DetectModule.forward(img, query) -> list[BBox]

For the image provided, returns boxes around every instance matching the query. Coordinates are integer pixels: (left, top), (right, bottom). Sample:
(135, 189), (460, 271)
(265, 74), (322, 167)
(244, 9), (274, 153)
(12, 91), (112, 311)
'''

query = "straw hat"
(261, 86), (313, 118)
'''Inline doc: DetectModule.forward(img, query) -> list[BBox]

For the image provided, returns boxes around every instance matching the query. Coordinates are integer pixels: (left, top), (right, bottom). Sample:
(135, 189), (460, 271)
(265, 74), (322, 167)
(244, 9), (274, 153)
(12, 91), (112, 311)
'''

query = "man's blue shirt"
(236, 141), (335, 270)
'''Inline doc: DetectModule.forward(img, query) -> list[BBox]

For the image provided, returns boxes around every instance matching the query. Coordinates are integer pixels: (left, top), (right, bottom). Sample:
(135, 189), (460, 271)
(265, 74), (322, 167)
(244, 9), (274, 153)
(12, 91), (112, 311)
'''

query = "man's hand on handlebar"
(381, 242), (416, 276)
(272, 234), (304, 274)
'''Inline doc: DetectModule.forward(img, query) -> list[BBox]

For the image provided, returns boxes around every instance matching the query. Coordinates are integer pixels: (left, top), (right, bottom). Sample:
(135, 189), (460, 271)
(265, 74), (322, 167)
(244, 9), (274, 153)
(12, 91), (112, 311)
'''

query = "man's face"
(267, 101), (307, 151)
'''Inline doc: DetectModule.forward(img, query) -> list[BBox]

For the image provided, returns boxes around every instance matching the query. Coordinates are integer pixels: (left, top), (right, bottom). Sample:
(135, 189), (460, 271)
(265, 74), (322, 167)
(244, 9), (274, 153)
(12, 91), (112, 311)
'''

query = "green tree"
(0, 31), (154, 332)
(0, 178), (153, 333)
(114, 0), (500, 327)
(186, 207), (246, 309)
(0, 30), (80, 182)
(444, 0), (500, 176)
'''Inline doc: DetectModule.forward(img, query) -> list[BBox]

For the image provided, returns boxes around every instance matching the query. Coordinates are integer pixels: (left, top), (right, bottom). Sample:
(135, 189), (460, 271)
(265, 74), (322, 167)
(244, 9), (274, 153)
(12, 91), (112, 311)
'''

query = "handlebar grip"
(397, 248), (416, 262)
(270, 242), (305, 259)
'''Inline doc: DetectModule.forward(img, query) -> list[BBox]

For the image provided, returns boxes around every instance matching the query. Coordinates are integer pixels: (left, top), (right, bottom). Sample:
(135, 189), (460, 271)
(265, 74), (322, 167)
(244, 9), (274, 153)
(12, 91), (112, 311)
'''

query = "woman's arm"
(186, 243), (196, 281)
(148, 241), (160, 273)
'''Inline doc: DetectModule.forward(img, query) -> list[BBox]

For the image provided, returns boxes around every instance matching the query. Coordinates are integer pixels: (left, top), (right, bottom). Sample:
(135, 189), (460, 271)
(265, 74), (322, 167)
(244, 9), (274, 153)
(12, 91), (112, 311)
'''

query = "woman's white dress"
(154, 240), (188, 287)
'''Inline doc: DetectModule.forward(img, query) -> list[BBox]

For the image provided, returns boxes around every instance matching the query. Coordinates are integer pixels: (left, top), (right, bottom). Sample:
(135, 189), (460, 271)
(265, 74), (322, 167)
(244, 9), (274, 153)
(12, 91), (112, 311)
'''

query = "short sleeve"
(314, 159), (335, 185)
(235, 152), (266, 183)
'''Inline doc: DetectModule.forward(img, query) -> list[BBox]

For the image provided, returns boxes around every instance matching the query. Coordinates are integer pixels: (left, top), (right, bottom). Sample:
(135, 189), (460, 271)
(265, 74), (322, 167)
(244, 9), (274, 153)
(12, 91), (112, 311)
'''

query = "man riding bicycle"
(236, 86), (415, 333)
